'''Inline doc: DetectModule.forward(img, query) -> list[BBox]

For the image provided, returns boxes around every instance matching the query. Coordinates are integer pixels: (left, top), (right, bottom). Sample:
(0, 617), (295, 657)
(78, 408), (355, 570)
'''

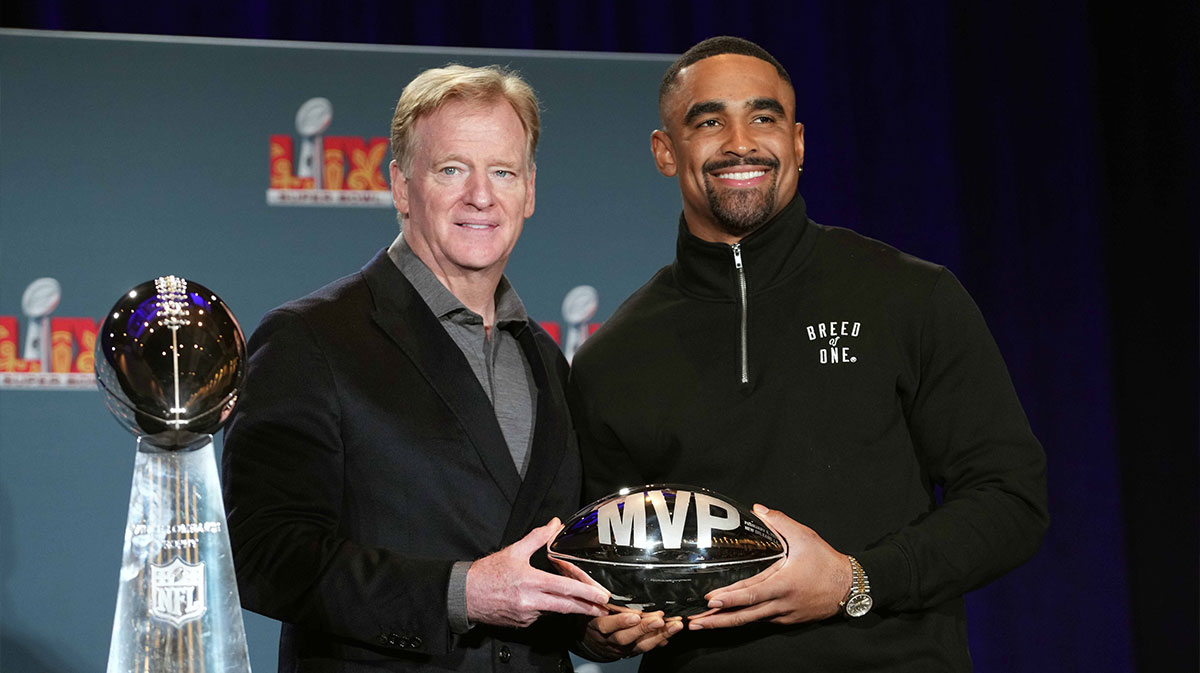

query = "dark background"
(3, 1), (1195, 671)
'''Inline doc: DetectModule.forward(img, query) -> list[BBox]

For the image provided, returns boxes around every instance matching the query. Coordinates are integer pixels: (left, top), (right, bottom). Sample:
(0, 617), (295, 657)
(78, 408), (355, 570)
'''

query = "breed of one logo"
(806, 320), (862, 365)
(149, 557), (207, 627)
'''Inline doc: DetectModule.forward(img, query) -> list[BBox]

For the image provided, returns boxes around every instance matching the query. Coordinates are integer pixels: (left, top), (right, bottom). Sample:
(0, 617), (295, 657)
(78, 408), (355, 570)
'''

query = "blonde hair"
(390, 64), (540, 173)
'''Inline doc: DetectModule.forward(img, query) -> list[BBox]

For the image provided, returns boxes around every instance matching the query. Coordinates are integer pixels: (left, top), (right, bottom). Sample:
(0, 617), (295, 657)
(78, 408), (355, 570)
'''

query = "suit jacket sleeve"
(221, 307), (455, 655)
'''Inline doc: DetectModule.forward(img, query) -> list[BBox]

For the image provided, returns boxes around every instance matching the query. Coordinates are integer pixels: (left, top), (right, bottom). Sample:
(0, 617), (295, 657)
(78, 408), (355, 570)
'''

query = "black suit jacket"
(221, 250), (581, 672)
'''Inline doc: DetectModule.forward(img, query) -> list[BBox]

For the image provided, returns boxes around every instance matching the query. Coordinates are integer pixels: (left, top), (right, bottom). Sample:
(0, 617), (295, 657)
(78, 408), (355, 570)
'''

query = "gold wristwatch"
(839, 556), (873, 618)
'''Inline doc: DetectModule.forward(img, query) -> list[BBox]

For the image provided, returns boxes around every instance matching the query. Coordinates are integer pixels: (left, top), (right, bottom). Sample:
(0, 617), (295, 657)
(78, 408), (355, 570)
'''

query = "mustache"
(702, 156), (780, 173)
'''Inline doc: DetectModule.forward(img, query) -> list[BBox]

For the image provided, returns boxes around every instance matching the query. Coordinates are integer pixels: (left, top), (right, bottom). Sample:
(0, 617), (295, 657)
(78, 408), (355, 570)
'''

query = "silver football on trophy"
(95, 276), (245, 448)
(548, 484), (786, 617)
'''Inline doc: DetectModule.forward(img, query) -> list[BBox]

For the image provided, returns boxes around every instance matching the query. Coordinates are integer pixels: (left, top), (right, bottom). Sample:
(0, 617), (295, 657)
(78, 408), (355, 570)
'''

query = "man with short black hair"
(569, 36), (1049, 671)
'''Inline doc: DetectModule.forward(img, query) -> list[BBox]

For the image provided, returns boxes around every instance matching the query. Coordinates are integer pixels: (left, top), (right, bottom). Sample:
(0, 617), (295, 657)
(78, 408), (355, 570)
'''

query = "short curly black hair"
(658, 36), (792, 128)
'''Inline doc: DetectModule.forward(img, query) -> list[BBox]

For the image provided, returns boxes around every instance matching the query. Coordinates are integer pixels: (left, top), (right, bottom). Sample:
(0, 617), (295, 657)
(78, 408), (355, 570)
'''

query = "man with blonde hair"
(223, 64), (610, 672)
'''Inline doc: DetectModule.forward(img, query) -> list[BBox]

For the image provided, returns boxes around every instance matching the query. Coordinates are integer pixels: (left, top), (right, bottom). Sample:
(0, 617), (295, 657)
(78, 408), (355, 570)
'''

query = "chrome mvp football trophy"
(96, 276), (251, 673)
(548, 485), (787, 617)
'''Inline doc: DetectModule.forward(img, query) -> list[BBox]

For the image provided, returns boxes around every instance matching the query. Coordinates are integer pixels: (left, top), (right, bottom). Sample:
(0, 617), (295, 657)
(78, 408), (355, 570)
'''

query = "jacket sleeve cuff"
(856, 541), (912, 610)
(447, 561), (473, 634)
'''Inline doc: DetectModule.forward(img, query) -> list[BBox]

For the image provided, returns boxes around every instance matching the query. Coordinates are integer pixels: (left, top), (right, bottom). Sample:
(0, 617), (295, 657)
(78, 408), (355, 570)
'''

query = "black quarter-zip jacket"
(568, 194), (1048, 672)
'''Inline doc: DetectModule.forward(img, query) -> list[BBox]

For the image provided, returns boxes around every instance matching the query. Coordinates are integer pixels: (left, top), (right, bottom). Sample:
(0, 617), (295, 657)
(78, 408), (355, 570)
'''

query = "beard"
(702, 156), (780, 237)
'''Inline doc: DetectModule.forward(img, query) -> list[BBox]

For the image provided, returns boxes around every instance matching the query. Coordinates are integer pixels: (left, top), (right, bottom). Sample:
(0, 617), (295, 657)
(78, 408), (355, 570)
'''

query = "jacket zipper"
(732, 242), (749, 384)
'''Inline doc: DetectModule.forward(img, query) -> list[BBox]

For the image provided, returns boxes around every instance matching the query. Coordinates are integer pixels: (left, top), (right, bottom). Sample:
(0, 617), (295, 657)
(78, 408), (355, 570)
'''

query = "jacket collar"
(360, 250), (523, 504)
(671, 192), (816, 300)
(360, 250), (570, 536)
(386, 233), (530, 330)
(501, 325), (572, 545)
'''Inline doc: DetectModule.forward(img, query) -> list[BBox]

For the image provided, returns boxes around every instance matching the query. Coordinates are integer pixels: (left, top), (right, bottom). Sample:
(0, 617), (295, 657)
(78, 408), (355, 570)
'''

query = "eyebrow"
(684, 100), (725, 125)
(432, 153), (523, 169)
(683, 97), (786, 125)
(750, 97), (786, 115)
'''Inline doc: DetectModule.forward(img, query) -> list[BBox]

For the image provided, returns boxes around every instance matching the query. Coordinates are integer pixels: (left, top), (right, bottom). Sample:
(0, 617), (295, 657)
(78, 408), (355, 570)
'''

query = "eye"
(440, 166), (461, 176)
(697, 118), (720, 128)
(752, 115), (777, 124)
(494, 169), (514, 178)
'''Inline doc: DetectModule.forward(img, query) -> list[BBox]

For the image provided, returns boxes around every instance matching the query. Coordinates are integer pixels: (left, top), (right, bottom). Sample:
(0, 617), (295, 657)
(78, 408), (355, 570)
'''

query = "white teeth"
(460, 223), (491, 229)
(718, 170), (766, 180)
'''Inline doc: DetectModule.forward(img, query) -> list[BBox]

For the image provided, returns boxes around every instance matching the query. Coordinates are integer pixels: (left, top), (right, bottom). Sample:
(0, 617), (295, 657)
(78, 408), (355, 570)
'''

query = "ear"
(389, 160), (409, 216)
(524, 163), (537, 218)
(651, 129), (677, 177)
(794, 122), (806, 168)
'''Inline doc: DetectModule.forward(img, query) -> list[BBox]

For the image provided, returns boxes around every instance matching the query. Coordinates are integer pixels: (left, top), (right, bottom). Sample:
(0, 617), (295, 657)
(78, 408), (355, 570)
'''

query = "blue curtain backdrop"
(3, 2), (1195, 672)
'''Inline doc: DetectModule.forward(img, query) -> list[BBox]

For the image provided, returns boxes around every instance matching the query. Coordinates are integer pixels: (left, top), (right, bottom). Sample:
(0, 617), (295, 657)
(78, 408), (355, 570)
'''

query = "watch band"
(839, 555), (873, 618)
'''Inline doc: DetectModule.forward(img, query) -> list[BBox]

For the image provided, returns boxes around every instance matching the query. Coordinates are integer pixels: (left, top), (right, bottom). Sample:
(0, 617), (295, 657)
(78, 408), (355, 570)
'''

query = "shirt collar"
(671, 192), (815, 300)
(387, 233), (529, 330)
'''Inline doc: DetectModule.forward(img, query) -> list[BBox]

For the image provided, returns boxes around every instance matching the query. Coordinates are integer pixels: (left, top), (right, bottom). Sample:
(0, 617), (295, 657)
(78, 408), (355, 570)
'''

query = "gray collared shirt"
(387, 233), (537, 634)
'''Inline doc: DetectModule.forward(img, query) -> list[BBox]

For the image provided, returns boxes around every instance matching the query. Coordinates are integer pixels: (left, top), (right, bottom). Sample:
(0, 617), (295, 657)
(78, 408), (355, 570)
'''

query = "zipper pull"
(732, 242), (743, 270)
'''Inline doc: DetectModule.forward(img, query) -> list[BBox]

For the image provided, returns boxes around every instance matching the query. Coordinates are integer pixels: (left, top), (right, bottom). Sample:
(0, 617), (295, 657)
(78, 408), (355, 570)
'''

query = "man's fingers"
(608, 615), (666, 646)
(754, 504), (811, 543)
(633, 612), (667, 635)
(582, 613), (683, 660)
(689, 602), (778, 630)
(535, 569), (610, 605)
(549, 557), (598, 586)
(705, 558), (782, 601)
(705, 573), (788, 610)
(588, 611), (641, 636)
(509, 517), (562, 558)
(631, 621), (682, 653)
(534, 592), (609, 617)
(643, 618), (683, 644)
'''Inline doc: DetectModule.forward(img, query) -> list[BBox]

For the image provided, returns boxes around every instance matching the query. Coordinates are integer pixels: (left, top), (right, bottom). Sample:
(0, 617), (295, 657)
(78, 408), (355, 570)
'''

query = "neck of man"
(440, 271), (500, 336)
(682, 188), (797, 245)
(685, 218), (745, 245)
(408, 243), (502, 335)
(683, 207), (753, 245)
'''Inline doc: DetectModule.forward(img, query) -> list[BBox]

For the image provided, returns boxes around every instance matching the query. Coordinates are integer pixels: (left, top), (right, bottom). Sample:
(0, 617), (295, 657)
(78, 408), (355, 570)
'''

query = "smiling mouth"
(705, 157), (779, 185)
(715, 168), (768, 180)
(457, 222), (496, 230)
(710, 166), (772, 186)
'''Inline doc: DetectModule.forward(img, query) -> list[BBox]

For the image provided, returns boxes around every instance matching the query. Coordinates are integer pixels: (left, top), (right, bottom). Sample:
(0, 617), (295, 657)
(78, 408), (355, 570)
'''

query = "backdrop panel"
(0, 31), (675, 673)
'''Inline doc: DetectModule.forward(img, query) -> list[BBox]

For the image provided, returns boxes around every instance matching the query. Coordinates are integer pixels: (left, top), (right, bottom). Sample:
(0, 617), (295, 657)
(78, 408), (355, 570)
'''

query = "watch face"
(846, 593), (873, 618)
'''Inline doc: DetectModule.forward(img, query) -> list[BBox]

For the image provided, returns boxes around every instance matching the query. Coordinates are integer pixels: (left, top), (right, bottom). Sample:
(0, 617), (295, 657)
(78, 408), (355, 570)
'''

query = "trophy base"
(106, 435), (251, 673)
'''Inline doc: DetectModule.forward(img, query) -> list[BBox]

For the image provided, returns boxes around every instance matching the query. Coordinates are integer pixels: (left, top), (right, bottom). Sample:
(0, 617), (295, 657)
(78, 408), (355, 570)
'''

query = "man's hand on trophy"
(466, 518), (611, 628)
(580, 610), (684, 660)
(686, 505), (852, 629)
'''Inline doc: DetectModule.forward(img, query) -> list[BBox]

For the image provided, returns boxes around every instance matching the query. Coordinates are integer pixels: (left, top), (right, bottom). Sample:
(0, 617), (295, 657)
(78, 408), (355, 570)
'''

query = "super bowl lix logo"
(538, 285), (602, 363)
(149, 557), (207, 627)
(267, 97), (392, 207)
(0, 278), (97, 390)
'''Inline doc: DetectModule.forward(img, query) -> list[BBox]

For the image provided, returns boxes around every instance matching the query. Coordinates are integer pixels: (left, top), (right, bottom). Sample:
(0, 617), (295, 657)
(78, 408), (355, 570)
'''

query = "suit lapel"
(501, 325), (569, 544)
(361, 251), (522, 504)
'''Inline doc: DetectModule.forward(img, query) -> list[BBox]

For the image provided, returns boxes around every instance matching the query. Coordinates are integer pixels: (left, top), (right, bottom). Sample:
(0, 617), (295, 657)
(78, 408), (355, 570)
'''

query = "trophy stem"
(107, 435), (252, 673)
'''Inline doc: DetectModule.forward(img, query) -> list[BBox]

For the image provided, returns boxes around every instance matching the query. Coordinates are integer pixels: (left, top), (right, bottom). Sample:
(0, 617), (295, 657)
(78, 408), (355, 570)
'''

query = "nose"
(722, 123), (757, 157)
(463, 170), (495, 209)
